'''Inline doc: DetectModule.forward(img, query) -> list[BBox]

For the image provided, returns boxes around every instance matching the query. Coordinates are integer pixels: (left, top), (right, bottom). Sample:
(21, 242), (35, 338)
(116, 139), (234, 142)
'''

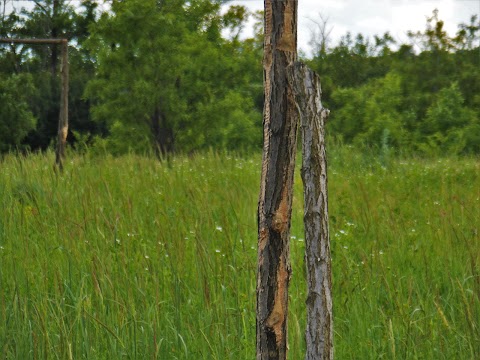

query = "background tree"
(421, 82), (479, 155)
(0, 0), (100, 151)
(0, 73), (37, 152)
(0, 4), (478, 156)
(307, 8), (479, 156)
(86, 0), (261, 155)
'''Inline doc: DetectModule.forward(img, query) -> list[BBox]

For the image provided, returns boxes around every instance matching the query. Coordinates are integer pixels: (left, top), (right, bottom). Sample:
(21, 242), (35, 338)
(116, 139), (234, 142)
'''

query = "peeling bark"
(292, 63), (333, 360)
(257, 1), (298, 359)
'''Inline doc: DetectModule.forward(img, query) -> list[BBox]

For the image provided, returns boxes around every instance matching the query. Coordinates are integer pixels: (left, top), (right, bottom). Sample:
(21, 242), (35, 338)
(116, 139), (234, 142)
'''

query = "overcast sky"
(3, 0), (479, 55)
(222, 0), (480, 55)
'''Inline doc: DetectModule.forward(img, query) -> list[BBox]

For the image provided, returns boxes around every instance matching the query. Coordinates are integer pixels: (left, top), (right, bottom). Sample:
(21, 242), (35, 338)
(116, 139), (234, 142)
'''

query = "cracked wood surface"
(293, 63), (333, 360)
(257, 1), (298, 359)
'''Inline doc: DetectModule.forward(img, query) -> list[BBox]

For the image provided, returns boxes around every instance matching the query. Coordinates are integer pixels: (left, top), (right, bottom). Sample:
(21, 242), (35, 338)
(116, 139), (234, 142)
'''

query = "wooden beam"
(55, 39), (69, 170)
(0, 38), (65, 44)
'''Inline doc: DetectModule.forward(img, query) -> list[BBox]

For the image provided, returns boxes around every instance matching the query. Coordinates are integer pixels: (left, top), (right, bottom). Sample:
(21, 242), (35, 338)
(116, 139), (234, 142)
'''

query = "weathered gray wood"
(55, 39), (69, 170)
(292, 62), (333, 360)
(257, 0), (298, 359)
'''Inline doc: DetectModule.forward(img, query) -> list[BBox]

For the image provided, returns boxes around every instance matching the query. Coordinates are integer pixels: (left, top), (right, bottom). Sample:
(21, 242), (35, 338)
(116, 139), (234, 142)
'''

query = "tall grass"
(0, 149), (478, 359)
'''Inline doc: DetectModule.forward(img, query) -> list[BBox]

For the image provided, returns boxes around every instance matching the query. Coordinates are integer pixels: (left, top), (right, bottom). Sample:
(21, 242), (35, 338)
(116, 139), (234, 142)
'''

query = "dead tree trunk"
(257, 1), (298, 359)
(55, 39), (68, 170)
(292, 63), (333, 359)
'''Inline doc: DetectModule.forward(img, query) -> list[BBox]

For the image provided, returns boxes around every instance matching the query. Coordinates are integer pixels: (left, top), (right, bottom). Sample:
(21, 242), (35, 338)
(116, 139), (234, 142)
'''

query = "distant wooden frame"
(0, 38), (69, 170)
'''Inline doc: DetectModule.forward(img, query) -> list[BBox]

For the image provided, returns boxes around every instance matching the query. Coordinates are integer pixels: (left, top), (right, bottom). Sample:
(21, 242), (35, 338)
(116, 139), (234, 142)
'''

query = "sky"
(3, 0), (479, 55)
(221, 0), (480, 55)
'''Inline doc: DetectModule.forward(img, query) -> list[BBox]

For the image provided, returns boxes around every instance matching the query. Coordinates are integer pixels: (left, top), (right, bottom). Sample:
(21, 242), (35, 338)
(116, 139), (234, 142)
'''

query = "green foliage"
(408, 9), (454, 51)
(0, 150), (479, 358)
(85, 0), (261, 155)
(0, 0), (101, 151)
(311, 9), (480, 156)
(420, 82), (479, 155)
(0, 73), (37, 151)
(91, 120), (153, 156)
(178, 90), (261, 152)
(1, 4), (479, 156)
(331, 72), (409, 150)
(85, 0), (187, 153)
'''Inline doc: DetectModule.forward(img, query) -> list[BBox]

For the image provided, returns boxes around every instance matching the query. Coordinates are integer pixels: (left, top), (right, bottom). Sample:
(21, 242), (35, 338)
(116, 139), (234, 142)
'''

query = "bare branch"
(307, 13), (334, 56)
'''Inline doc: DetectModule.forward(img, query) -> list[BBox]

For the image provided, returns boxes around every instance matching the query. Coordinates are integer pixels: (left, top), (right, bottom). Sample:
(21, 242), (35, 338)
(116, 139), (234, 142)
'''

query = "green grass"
(0, 149), (479, 359)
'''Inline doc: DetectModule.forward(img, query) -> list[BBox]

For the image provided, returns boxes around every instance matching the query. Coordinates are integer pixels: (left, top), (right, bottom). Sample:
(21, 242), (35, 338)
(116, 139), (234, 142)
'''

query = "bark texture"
(55, 39), (69, 170)
(151, 107), (174, 157)
(257, 1), (298, 359)
(292, 62), (333, 360)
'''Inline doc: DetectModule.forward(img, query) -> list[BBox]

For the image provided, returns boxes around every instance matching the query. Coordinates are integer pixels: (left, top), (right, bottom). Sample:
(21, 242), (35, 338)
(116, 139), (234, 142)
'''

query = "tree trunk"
(55, 39), (68, 170)
(151, 107), (174, 158)
(257, 1), (298, 359)
(292, 62), (333, 360)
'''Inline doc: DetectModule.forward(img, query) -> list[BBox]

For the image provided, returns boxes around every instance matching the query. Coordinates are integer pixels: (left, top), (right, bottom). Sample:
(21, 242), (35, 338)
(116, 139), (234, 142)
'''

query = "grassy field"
(0, 149), (479, 359)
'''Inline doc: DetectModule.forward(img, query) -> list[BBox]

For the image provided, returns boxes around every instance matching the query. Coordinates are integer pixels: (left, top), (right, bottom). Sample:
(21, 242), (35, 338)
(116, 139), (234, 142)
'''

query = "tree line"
(308, 10), (480, 156)
(1, 1), (479, 156)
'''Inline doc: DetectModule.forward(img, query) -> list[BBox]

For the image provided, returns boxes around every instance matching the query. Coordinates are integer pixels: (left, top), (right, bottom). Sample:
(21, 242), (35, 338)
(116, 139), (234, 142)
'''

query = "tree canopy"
(0, 2), (479, 156)
(308, 11), (480, 155)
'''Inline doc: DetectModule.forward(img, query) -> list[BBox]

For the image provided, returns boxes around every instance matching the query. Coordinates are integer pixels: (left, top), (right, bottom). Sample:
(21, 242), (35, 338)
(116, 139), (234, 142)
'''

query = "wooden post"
(55, 39), (69, 170)
(257, 1), (298, 359)
(0, 38), (69, 170)
(292, 63), (333, 360)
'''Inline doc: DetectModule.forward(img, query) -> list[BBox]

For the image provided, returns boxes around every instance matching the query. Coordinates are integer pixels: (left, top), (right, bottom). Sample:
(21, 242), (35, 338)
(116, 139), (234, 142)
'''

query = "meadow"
(0, 149), (478, 359)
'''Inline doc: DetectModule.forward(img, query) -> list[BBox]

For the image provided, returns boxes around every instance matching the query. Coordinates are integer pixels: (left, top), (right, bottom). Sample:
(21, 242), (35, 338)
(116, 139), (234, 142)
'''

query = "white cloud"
(223, 0), (479, 55)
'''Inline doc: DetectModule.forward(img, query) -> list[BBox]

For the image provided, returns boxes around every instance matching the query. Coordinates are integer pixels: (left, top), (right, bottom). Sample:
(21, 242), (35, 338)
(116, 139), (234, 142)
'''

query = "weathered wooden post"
(293, 63), (333, 359)
(0, 38), (69, 170)
(256, 0), (298, 359)
(55, 38), (69, 171)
